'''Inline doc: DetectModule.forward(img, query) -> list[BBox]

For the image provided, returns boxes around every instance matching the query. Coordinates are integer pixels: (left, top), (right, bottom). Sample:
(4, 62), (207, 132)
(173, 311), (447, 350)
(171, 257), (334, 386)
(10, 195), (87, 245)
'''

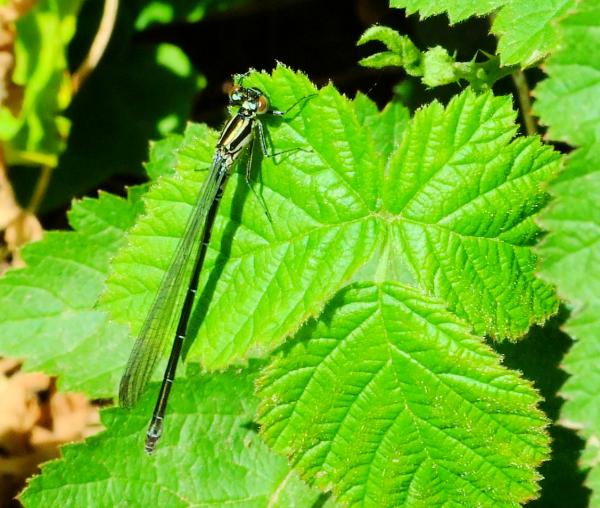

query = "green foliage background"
(0, 0), (598, 506)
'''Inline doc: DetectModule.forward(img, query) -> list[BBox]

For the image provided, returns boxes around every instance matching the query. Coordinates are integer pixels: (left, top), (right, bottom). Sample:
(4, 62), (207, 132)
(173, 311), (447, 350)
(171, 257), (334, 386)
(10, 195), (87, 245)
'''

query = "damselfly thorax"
(215, 85), (270, 166)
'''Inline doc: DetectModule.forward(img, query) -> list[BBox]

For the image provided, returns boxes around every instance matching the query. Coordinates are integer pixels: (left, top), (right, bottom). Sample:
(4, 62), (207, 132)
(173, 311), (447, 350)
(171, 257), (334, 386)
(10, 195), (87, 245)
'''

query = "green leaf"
(538, 142), (600, 501)
(0, 0), (83, 166)
(0, 190), (142, 397)
(389, 0), (576, 67)
(383, 90), (560, 338)
(390, 0), (505, 23)
(357, 26), (515, 91)
(493, 0), (576, 67)
(5, 65), (561, 505)
(101, 65), (559, 375)
(21, 365), (326, 507)
(133, 0), (255, 30)
(357, 25), (422, 73)
(493, 314), (590, 507)
(590, 465), (600, 508)
(534, 0), (600, 147)
(257, 283), (549, 506)
(535, 1), (600, 501)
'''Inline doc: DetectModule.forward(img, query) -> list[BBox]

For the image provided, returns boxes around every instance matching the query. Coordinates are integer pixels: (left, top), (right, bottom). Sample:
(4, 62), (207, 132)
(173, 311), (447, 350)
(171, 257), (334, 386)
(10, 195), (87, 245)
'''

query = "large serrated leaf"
(101, 66), (559, 377)
(3, 64), (563, 506)
(383, 90), (560, 338)
(257, 282), (549, 507)
(535, 0), (600, 503)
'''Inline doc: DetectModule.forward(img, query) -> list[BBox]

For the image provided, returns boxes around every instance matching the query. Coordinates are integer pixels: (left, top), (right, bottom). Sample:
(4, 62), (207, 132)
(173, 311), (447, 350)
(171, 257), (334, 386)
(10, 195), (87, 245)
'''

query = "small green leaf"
(258, 283), (549, 506)
(420, 46), (457, 85)
(20, 365), (325, 507)
(0, 0), (83, 166)
(357, 26), (421, 74)
(358, 52), (404, 69)
(357, 26), (515, 91)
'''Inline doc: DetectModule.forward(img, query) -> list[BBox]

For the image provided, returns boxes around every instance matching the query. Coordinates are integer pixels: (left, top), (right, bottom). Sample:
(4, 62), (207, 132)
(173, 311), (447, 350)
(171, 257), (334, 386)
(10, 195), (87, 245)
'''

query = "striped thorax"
(216, 85), (270, 168)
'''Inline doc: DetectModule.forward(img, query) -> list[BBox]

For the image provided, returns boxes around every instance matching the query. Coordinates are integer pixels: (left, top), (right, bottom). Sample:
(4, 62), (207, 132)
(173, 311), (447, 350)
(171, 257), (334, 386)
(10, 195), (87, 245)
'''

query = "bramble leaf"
(101, 65), (559, 374)
(492, 0), (575, 67)
(389, 0), (576, 67)
(258, 283), (549, 506)
(21, 365), (326, 507)
(6, 65), (561, 506)
(536, 0), (600, 501)
(390, 0), (505, 22)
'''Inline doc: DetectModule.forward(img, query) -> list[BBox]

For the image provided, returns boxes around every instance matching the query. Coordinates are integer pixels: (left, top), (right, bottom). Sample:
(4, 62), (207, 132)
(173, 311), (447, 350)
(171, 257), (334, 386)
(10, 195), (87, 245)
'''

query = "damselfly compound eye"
(257, 95), (269, 114)
(229, 85), (242, 103)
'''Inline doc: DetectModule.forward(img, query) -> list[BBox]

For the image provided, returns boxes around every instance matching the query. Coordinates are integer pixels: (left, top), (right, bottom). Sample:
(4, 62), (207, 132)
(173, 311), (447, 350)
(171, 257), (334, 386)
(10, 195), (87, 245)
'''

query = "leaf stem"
(71, 0), (119, 94)
(26, 165), (52, 214)
(511, 69), (536, 136)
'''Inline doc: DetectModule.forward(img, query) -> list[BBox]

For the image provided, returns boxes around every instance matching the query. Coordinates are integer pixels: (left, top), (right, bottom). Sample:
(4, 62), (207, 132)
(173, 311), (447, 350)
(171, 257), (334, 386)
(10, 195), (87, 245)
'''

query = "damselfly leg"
(243, 91), (316, 220)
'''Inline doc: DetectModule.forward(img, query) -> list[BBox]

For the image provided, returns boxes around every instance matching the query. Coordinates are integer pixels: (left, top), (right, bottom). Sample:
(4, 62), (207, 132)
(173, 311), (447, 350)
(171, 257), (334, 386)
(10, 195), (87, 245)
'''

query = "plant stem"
(71, 0), (119, 94)
(511, 69), (536, 136)
(26, 165), (52, 214)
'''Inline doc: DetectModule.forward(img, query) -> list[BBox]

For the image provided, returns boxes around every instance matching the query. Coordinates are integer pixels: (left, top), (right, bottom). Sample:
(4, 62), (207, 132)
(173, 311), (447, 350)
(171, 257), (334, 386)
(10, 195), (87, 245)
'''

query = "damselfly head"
(229, 85), (270, 116)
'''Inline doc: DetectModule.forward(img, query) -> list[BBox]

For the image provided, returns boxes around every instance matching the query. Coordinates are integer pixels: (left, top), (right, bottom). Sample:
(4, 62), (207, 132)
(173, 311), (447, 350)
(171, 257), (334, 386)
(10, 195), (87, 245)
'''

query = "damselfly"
(119, 78), (309, 453)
